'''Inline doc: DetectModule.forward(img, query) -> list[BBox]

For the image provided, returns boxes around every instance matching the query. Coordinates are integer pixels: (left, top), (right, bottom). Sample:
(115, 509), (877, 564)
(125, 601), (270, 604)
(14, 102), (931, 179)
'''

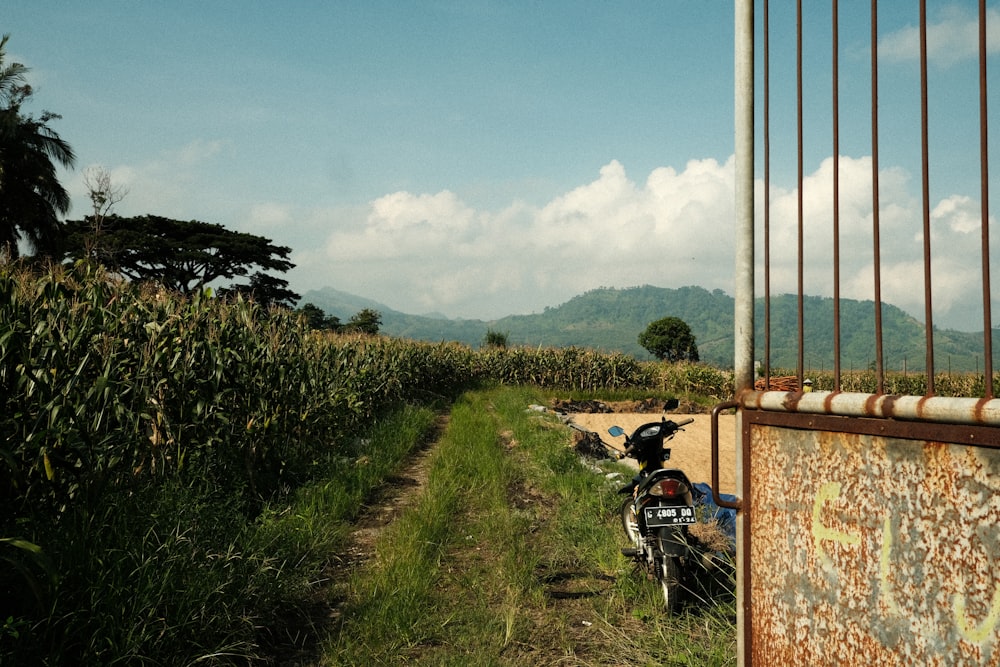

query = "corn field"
(0, 263), (676, 664)
(0, 263), (663, 513)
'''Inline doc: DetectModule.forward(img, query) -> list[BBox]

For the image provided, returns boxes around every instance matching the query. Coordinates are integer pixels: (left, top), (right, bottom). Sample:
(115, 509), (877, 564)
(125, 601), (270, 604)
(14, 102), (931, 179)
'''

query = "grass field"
(321, 386), (736, 666)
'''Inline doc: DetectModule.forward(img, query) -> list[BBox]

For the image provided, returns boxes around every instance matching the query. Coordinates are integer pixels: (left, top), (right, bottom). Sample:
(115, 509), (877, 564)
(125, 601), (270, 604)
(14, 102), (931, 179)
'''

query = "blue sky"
(5, 2), (1000, 330)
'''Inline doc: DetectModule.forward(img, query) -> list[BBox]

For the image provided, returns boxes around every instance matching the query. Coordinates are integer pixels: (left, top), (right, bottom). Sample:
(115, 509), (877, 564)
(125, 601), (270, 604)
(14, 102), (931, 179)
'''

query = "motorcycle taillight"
(649, 478), (687, 499)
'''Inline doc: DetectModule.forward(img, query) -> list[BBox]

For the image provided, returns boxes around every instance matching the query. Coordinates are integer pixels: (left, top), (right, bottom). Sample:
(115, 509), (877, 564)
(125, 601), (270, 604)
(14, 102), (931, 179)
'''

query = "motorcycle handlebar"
(616, 417), (693, 459)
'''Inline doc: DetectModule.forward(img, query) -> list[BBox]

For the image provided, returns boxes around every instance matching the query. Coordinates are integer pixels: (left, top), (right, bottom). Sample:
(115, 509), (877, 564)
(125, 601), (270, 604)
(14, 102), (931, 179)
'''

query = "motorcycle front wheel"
(620, 498), (641, 545)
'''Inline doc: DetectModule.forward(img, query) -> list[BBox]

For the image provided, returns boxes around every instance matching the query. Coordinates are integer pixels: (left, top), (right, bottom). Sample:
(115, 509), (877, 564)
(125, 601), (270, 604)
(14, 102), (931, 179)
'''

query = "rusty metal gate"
(715, 2), (1000, 665)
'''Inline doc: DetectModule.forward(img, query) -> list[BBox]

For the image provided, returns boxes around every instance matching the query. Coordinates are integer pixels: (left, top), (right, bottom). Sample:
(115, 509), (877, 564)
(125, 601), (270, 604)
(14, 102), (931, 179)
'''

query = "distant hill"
(300, 285), (996, 372)
(301, 286), (490, 344)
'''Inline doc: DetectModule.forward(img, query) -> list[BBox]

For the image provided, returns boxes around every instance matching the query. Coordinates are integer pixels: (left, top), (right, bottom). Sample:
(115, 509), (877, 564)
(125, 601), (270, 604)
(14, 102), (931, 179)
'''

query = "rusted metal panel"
(744, 411), (1000, 665)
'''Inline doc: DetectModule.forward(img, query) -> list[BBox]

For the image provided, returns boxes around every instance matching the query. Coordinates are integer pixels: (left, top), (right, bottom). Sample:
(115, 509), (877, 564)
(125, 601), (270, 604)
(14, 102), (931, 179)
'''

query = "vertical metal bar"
(979, 0), (994, 399)
(711, 402), (742, 509)
(735, 0), (755, 396)
(919, 0), (935, 395)
(734, 8), (754, 664)
(832, 0), (842, 391)
(870, 0), (885, 394)
(763, 0), (771, 391)
(796, 0), (805, 385)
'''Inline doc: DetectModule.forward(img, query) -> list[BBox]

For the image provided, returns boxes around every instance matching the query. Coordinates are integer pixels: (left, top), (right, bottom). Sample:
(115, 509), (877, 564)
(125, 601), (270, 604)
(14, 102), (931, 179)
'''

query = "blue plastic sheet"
(692, 482), (737, 546)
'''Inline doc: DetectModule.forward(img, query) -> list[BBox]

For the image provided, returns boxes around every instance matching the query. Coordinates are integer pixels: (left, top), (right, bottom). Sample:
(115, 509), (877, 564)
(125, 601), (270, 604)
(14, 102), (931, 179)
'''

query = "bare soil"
(566, 412), (738, 495)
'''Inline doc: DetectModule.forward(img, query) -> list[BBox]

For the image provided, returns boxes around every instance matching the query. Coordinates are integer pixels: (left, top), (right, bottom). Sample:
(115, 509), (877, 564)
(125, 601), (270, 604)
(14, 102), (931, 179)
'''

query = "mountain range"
(301, 284), (996, 373)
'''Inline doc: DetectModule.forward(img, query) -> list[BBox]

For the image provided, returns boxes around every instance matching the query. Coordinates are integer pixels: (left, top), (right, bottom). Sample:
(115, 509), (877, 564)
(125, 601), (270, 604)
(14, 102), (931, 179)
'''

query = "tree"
(482, 329), (509, 349)
(293, 302), (342, 331)
(638, 316), (700, 362)
(345, 308), (381, 335)
(0, 34), (76, 259)
(75, 165), (129, 262)
(62, 214), (294, 295)
(217, 271), (300, 309)
(83, 166), (128, 228)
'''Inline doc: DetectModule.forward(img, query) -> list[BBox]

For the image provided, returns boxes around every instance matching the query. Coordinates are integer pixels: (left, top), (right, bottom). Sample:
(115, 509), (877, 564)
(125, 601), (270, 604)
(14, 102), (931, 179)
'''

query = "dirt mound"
(571, 428), (614, 459)
(551, 398), (708, 414)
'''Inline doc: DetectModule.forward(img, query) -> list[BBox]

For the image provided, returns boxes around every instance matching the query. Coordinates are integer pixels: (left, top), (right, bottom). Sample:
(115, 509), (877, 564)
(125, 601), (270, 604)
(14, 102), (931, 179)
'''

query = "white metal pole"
(734, 2), (754, 665)
(735, 0), (755, 395)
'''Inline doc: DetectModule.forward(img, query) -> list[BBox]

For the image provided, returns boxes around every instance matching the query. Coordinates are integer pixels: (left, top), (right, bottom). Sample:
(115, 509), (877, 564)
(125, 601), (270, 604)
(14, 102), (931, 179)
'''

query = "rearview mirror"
(663, 398), (680, 411)
(608, 426), (625, 437)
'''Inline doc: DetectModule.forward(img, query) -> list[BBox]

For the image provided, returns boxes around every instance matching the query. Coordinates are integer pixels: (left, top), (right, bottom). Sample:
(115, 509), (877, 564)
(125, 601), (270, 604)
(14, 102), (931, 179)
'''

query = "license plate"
(643, 505), (696, 527)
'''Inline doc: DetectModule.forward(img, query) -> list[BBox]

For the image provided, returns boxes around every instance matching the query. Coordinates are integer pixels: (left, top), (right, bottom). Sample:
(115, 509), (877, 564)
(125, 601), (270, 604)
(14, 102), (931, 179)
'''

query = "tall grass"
(2, 396), (439, 664)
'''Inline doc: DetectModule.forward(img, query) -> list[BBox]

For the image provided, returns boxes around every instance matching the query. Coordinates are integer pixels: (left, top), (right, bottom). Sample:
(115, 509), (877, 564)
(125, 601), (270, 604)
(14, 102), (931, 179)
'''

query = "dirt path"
(339, 420), (442, 564)
(324, 416), (446, 626)
(330, 409), (738, 583)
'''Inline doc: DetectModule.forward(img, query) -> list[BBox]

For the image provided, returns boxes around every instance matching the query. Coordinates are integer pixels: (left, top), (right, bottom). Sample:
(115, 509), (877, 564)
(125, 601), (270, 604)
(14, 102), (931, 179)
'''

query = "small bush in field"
(482, 328), (509, 349)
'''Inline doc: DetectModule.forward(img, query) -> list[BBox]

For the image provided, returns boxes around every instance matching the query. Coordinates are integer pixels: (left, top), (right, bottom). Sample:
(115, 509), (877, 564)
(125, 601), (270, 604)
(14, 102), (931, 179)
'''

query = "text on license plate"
(643, 505), (696, 527)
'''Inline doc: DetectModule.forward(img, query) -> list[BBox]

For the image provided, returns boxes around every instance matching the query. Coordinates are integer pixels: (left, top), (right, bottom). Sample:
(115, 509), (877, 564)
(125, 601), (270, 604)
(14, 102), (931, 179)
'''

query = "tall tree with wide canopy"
(0, 34), (75, 258)
(63, 214), (295, 295)
(638, 316), (700, 362)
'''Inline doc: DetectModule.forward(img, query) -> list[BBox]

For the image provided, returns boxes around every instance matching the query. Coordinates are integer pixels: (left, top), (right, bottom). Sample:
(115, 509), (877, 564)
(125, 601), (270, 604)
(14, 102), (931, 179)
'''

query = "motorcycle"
(607, 406), (725, 612)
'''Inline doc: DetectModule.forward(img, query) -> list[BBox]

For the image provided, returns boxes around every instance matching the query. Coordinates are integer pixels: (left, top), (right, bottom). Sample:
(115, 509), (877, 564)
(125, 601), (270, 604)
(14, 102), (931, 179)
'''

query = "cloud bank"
(303, 158), (737, 319)
(763, 155), (997, 330)
(292, 156), (997, 331)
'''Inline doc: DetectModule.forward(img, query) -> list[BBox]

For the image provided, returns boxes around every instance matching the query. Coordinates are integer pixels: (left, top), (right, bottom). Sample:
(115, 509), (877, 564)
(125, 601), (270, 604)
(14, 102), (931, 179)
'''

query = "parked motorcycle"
(607, 406), (730, 612)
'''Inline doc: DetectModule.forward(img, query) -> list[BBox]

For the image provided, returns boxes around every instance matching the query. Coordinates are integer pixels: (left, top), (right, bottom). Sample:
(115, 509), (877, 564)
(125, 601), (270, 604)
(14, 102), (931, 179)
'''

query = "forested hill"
(301, 285), (994, 372)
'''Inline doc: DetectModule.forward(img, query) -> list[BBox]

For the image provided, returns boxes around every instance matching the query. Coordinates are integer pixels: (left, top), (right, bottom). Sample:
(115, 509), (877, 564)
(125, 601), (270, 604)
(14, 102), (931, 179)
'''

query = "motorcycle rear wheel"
(658, 555), (681, 613)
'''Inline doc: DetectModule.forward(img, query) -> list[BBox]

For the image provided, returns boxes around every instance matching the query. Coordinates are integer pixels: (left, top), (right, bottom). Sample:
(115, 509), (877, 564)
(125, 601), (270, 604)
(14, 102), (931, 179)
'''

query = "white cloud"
(66, 140), (230, 221)
(879, 6), (1000, 67)
(932, 194), (982, 234)
(174, 139), (226, 166)
(248, 202), (293, 230)
(65, 143), (1000, 331)
(301, 158), (737, 320)
(296, 153), (997, 329)
(324, 190), (485, 261)
(761, 154), (999, 329)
